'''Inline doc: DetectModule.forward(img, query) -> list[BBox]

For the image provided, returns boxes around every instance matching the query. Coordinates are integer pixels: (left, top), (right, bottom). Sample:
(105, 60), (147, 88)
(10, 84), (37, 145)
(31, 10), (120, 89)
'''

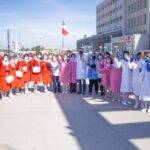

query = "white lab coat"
(120, 59), (133, 93)
(130, 60), (143, 95)
(139, 65), (150, 101)
(76, 54), (87, 80)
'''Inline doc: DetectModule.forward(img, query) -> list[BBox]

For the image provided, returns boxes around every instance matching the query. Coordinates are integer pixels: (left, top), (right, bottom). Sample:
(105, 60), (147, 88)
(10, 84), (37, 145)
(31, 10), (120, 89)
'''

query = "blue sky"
(0, 0), (102, 49)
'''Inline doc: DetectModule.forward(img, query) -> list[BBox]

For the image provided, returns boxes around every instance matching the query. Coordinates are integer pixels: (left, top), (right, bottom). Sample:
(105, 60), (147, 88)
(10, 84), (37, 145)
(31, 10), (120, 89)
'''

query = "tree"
(31, 46), (44, 51)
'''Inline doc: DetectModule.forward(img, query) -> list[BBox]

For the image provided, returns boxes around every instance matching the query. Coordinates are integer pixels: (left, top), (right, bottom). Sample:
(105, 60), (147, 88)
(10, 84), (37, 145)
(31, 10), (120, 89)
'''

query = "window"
(140, 0), (143, 9)
(137, 1), (140, 10)
(137, 16), (139, 26)
(144, 0), (147, 8)
(144, 14), (147, 24)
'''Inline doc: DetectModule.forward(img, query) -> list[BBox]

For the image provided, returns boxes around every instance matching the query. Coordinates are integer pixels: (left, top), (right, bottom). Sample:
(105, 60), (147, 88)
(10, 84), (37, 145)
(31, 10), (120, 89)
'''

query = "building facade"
(77, 0), (150, 52)
(96, 0), (125, 35)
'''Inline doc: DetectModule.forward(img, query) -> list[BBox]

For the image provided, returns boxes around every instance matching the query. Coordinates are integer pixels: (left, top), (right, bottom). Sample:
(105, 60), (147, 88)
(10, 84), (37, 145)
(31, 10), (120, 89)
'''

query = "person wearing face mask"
(87, 55), (98, 95)
(120, 51), (133, 106)
(139, 52), (150, 113)
(99, 56), (113, 100)
(76, 49), (87, 94)
(31, 52), (42, 93)
(51, 55), (61, 93)
(0, 54), (13, 101)
(59, 55), (71, 94)
(69, 54), (77, 93)
(22, 54), (31, 93)
(97, 53), (105, 96)
(110, 55), (122, 102)
(14, 55), (24, 95)
(41, 53), (53, 93)
(128, 52), (144, 109)
(9, 56), (17, 97)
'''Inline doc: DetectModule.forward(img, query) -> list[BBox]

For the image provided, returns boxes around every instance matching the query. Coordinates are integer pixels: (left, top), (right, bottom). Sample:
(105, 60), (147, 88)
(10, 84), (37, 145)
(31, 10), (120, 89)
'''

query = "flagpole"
(62, 34), (64, 50)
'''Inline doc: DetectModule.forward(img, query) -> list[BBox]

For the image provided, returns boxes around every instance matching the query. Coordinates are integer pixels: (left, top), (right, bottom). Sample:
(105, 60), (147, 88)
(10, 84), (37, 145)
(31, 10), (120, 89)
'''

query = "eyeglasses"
(147, 55), (150, 58)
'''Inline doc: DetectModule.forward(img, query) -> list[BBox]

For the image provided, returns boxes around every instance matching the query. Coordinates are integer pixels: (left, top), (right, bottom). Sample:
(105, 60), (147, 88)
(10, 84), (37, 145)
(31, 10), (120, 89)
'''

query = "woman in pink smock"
(59, 55), (71, 94)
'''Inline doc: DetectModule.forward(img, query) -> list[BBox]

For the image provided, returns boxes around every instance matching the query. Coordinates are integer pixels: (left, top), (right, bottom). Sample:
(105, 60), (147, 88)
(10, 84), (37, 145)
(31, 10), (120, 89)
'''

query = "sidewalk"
(0, 91), (150, 150)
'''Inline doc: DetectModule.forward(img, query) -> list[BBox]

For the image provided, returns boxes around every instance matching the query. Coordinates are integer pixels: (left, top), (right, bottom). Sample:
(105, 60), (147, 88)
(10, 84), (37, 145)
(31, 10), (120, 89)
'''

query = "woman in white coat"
(130, 53), (144, 108)
(120, 51), (133, 106)
(139, 52), (150, 113)
(76, 49), (87, 94)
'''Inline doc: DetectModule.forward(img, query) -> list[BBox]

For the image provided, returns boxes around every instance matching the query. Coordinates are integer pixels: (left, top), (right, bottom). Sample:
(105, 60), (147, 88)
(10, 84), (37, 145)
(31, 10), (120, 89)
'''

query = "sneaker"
(122, 100), (128, 106)
(25, 90), (30, 94)
(34, 90), (40, 93)
(112, 98), (116, 102)
(1, 97), (6, 101)
(134, 104), (139, 109)
(127, 100), (132, 105)
(44, 90), (50, 93)
(9, 94), (15, 98)
(141, 108), (147, 112)
(147, 109), (150, 114)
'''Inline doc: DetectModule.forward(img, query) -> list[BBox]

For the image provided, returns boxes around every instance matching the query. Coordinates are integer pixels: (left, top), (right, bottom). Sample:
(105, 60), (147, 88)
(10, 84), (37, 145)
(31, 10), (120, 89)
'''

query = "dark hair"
(106, 56), (113, 64)
(105, 52), (111, 57)
(24, 54), (29, 58)
(123, 51), (130, 56)
(36, 52), (42, 56)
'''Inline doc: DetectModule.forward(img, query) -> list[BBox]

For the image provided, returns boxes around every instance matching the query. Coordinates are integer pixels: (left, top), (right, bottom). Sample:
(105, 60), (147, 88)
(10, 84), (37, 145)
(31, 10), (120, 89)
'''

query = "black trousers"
(77, 79), (86, 93)
(53, 76), (61, 93)
(98, 78), (105, 94)
(70, 83), (77, 93)
(89, 79), (98, 93)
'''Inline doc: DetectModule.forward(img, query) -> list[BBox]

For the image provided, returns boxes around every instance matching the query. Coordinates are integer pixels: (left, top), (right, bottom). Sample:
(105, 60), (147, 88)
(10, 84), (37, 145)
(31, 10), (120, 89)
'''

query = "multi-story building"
(77, 0), (150, 52)
(96, 0), (125, 35)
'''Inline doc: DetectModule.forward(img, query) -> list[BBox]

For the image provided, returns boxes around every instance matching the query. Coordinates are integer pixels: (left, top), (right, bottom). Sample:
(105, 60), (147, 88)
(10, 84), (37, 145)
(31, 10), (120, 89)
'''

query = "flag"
(62, 20), (70, 36)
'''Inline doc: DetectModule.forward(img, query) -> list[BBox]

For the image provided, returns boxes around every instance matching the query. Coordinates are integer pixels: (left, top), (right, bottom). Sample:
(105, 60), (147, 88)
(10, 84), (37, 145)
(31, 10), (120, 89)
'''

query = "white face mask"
(25, 57), (29, 60)
(37, 55), (41, 59)
(10, 60), (14, 63)
(4, 57), (9, 61)
(44, 56), (48, 60)
(15, 58), (19, 62)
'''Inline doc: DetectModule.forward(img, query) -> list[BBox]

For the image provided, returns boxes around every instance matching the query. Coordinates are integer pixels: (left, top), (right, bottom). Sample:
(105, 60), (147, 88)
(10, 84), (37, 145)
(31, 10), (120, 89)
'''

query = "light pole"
(39, 37), (42, 51)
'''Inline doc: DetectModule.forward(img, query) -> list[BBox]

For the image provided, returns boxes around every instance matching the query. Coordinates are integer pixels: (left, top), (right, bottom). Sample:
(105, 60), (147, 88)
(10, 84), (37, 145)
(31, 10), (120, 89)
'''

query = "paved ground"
(0, 89), (150, 150)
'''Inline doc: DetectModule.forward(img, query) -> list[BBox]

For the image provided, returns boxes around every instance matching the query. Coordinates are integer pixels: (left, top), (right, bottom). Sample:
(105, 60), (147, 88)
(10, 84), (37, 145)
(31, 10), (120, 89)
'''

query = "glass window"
(144, 14), (147, 24)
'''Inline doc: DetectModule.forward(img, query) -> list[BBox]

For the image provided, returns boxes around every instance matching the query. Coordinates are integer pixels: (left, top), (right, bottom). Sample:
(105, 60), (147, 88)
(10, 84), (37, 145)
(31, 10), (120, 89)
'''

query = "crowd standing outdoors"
(0, 49), (150, 113)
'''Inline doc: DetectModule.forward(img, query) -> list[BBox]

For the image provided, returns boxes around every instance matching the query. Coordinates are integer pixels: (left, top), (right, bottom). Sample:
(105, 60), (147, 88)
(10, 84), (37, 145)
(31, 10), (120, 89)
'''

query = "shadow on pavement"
(55, 93), (150, 150)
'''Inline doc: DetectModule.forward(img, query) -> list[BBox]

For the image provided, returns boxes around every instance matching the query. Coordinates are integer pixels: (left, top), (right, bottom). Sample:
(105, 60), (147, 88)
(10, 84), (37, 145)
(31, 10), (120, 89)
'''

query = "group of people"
(0, 49), (150, 113)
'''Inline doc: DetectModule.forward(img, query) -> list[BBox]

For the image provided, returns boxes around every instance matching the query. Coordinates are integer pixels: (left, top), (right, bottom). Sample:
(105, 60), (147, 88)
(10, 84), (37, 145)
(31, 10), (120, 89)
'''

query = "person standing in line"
(31, 52), (42, 93)
(76, 49), (87, 94)
(97, 53), (105, 96)
(69, 54), (77, 93)
(22, 54), (31, 93)
(120, 51), (133, 106)
(59, 55), (71, 94)
(99, 56), (113, 100)
(139, 52), (150, 113)
(87, 54), (98, 95)
(130, 52), (144, 108)
(51, 55), (61, 93)
(41, 53), (53, 93)
(0, 54), (13, 101)
(110, 55), (122, 102)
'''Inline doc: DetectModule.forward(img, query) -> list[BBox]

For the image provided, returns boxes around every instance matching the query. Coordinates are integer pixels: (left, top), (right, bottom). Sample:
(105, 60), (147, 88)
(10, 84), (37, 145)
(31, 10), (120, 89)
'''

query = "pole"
(40, 37), (42, 51)
(111, 35), (113, 53)
(7, 29), (10, 51)
(62, 34), (64, 50)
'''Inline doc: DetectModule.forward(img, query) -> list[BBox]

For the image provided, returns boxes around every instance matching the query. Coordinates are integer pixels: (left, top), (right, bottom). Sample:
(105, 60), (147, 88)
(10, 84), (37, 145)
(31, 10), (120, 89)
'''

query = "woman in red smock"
(15, 56), (24, 95)
(31, 52), (42, 93)
(41, 53), (53, 93)
(22, 54), (31, 93)
(0, 54), (13, 100)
